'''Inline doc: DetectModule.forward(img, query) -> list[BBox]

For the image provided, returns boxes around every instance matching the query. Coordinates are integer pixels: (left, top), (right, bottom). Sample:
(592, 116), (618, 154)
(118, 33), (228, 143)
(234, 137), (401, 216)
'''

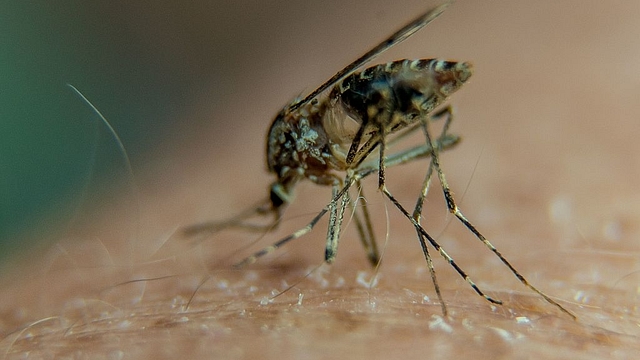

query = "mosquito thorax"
(266, 98), (347, 189)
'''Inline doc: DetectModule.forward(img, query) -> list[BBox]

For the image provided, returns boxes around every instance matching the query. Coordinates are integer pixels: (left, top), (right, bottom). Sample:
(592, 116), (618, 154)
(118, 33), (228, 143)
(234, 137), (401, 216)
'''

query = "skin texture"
(2, 1), (640, 359)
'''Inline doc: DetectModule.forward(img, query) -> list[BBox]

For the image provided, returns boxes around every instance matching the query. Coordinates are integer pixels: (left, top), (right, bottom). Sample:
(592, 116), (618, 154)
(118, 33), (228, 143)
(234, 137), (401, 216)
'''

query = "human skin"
(2, 1), (639, 359)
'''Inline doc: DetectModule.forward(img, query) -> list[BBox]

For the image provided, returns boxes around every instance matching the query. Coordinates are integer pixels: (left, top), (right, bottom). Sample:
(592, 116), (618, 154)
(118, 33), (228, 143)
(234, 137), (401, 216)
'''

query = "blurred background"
(2, 0), (639, 265)
(0, 0), (484, 260)
(1, 0), (335, 257)
(1, 0), (205, 255)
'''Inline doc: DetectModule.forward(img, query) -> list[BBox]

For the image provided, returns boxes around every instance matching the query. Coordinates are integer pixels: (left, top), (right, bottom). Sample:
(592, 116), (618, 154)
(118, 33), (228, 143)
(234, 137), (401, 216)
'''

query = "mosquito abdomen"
(335, 59), (473, 125)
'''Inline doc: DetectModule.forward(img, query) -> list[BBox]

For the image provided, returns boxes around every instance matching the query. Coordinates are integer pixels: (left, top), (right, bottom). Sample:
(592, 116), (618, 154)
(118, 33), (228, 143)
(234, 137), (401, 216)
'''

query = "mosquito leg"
(325, 180), (350, 263)
(233, 209), (327, 268)
(234, 177), (356, 268)
(407, 108), (459, 315)
(350, 123), (457, 297)
(352, 180), (381, 266)
(377, 121), (388, 190)
(379, 185), (503, 305)
(350, 120), (440, 170)
(381, 134), (460, 169)
(182, 198), (276, 236)
(415, 224), (448, 314)
(430, 105), (454, 136)
(346, 124), (366, 165)
(412, 157), (436, 221)
(410, 156), (447, 314)
(421, 118), (577, 319)
(182, 219), (277, 236)
(412, 112), (441, 220)
(352, 133), (381, 167)
(349, 124), (448, 274)
(353, 105), (459, 171)
(387, 104), (453, 149)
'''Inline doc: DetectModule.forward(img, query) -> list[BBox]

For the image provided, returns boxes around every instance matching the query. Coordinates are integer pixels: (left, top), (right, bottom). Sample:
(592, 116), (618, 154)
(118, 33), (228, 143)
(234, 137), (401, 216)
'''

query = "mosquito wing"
(288, 1), (452, 112)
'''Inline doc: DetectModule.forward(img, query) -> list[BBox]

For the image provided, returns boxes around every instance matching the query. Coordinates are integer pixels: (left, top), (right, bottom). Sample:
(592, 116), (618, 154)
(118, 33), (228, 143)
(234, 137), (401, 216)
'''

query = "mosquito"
(184, 2), (576, 319)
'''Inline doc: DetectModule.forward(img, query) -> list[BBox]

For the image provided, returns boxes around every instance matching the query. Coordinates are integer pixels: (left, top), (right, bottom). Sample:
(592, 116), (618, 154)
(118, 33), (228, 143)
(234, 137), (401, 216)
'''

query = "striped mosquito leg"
(422, 126), (577, 319)
(233, 208), (328, 268)
(381, 134), (460, 169)
(325, 182), (349, 263)
(415, 227), (448, 314)
(234, 177), (355, 268)
(377, 121), (388, 190)
(405, 113), (450, 314)
(381, 186), (502, 305)
(345, 124), (366, 165)
(412, 116), (437, 219)
(430, 105), (454, 138)
(411, 155), (448, 314)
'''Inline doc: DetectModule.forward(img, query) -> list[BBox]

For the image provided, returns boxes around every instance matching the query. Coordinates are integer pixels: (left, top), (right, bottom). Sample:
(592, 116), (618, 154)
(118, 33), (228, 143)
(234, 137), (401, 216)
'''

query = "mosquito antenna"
(288, 1), (452, 111)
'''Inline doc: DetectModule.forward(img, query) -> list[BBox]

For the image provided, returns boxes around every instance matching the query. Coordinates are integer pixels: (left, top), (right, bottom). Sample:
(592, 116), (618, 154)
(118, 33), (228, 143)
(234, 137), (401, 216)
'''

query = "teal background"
(0, 1), (208, 257)
(0, 0), (398, 259)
